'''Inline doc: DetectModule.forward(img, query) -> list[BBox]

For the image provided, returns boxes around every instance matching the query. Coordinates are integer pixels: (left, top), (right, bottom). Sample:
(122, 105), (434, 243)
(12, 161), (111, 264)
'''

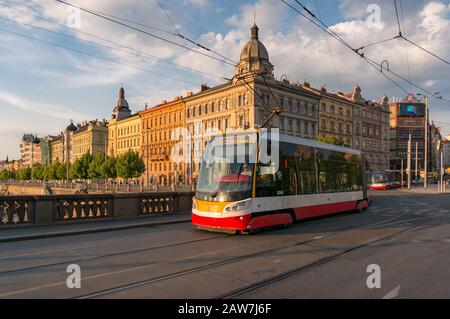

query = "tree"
(116, 150), (145, 180)
(101, 156), (117, 179)
(70, 153), (92, 179)
(55, 162), (68, 180)
(315, 136), (346, 146)
(88, 153), (106, 179)
(0, 170), (10, 181)
(44, 163), (56, 180)
(32, 163), (44, 180)
(16, 168), (31, 180)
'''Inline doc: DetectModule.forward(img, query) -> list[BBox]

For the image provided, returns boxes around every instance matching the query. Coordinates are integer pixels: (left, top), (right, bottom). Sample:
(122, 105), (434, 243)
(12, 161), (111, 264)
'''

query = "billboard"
(399, 103), (425, 116)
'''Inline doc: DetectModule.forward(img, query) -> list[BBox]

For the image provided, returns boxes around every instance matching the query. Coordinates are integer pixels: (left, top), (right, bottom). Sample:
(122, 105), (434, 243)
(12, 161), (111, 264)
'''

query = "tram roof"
(279, 133), (362, 156)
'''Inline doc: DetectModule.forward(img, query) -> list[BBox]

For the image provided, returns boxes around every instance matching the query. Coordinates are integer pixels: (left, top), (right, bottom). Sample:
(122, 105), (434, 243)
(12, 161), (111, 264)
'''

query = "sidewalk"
(398, 184), (450, 194)
(0, 212), (191, 243)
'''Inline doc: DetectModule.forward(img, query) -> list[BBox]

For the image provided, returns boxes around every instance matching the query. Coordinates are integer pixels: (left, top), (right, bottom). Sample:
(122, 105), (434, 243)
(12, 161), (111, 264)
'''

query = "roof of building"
(115, 86), (129, 109)
(240, 24), (270, 62)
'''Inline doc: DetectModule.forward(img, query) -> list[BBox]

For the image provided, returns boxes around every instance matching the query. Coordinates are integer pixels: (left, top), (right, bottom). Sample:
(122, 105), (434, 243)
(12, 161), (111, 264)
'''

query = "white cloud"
(0, 90), (90, 121)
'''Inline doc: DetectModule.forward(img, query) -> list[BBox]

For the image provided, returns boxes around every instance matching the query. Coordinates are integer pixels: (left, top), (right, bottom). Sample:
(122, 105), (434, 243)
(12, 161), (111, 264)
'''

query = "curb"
(0, 217), (191, 243)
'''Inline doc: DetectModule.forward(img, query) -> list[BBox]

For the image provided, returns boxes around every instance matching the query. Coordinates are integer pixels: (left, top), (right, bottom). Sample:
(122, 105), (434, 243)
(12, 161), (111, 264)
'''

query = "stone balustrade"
(0, 192), (193, 227)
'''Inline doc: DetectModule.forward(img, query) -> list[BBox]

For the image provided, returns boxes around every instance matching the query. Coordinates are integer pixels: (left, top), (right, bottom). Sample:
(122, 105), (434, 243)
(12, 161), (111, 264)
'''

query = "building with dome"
(184, 24), (320, 179)
(108, 86), (142, 157)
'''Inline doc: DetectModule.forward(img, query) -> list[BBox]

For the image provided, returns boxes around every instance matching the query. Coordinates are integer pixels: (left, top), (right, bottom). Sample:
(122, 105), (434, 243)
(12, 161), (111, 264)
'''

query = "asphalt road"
(1, 190), (450, 299)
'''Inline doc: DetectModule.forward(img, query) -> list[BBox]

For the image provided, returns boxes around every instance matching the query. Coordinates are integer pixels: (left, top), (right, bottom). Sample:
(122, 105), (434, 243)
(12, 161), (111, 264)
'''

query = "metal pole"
(424, 95), (429, 189)
(407, 134), (411, 190)
(441, 149), (444, 193)
(146, 129), (149, 189)
(401, 159), (404, 188)
(415, 142), (418, 187)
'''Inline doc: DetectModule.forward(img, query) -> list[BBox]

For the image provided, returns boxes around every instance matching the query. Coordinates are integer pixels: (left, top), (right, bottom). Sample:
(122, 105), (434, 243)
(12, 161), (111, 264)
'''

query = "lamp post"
(31, 135), (40, 183)
(417, 92), (441, 189)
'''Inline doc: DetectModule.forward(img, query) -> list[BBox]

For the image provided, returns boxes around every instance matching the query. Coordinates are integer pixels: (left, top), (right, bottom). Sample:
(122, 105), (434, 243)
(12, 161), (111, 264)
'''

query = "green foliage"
(315, 136), (346, 146)
(55, 162), (68, 180)
(101, 156), (117, 179)
(70, 153), (93, 179)
(116, 150), (145, 179)
(0, 170), (12, 181)
(15, 168), (32, 180)
(88, 153), (106, 179)
(32, 163), (45, 180)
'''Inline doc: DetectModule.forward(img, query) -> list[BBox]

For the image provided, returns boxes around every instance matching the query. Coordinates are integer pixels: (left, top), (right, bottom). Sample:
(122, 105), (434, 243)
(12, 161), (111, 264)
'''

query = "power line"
(401, 36), (450, 65)
(399, 0), (413, 91)
(281, 0), (449, 103)
(313, 0), (343, 92)
(53, 0), (237, 67)
(0, 26), (199, 86)
(0, 11), (223, 80)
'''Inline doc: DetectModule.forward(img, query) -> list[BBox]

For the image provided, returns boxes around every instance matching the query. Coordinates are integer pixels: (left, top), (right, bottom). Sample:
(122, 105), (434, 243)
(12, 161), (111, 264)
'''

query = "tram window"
(297, 145), (318, 195)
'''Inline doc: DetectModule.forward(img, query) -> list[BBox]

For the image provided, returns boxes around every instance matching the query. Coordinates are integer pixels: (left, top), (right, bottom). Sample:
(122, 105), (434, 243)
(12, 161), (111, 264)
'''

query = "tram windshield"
(196, 133), (257, 202)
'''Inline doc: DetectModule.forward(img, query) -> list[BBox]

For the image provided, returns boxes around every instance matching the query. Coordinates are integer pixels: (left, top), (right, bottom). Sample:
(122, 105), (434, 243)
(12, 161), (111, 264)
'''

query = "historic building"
(40, 136), (55, 166)
(108, 86), (141, 158)
(389, 93), (431, 172)
(51, 135), (64, 163)
(140, 96), (186, 186)
(19, 134), (41, 168)
(299, 83), (353, 147)
(71, 119), (108, 161)
(185, 24), (320, 180)
(346, 87), (390, 171)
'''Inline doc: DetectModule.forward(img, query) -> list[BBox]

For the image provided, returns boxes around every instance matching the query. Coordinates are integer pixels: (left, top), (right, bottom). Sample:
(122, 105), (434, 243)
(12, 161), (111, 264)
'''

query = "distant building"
(40, 136), (56, 166)
(51, 134), (64, 163)
(108, 86), (141, 158)
(140, 96), (186, 186)
(19, 134), (41, 168)
(72, 119), (108, 161)
(389, 93), (431, 172)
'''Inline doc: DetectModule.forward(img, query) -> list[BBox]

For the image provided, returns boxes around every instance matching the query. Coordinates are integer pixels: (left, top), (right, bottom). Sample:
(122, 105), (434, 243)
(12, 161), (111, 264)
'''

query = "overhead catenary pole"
(401, 159), (404, 188)
(424, 95), (429, 189)
(407, 133), (411, 190)
(441, 149), (444, 193)
(415, 142), (418, 186)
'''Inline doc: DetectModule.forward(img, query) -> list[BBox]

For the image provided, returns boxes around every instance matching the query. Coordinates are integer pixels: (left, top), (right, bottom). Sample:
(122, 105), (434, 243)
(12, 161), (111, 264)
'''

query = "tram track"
(0, 233), (229, 276)
(74, 196), (425, 299)
(216, 195), (443, 299)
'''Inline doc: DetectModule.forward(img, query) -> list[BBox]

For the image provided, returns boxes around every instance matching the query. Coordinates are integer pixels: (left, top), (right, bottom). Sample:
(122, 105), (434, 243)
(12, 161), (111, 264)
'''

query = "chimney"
(187, 91), (193, 97)
(303, 80), (310, 88)
(321, 86), (327, 93)
(200, 84), (209, 92)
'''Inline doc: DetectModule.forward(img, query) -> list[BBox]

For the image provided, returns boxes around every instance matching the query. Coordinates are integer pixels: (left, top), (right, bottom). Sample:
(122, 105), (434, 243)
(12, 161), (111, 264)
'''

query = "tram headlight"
(224, 199), (251, 213)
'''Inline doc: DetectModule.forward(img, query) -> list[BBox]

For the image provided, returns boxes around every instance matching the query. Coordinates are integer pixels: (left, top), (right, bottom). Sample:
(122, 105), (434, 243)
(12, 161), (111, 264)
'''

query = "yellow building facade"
(140, 96), (185, 186)
(71, 120), (108, 161)
(107, 87), (141, 157)
(51, 135), (64, 163)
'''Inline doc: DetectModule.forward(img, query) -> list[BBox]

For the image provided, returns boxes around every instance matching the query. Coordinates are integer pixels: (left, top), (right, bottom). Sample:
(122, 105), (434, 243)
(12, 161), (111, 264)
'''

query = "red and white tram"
(367, 171), (401, 190)
(192, 130), (370, 234)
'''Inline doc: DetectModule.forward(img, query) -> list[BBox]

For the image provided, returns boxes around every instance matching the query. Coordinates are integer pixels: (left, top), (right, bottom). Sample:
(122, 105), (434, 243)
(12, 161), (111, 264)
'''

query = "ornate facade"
(140, 96), (185, 185)
(185, 24), (319, 180)
(71, 120), (108, 161)
(108, 87), (141, 157)
(19, 134), (41, 168)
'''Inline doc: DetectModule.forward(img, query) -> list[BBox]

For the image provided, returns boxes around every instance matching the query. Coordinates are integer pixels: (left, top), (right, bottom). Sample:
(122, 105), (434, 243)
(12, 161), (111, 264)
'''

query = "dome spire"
(251, 23), (259, 40)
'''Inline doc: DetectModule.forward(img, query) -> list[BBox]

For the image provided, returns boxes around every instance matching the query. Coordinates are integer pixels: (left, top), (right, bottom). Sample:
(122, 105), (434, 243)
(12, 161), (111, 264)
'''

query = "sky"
(0, 0), (449, 159)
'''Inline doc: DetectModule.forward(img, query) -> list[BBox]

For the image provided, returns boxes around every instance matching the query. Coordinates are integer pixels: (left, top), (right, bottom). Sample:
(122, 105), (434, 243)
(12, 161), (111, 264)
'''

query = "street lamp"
(31, 135), (40, 183)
